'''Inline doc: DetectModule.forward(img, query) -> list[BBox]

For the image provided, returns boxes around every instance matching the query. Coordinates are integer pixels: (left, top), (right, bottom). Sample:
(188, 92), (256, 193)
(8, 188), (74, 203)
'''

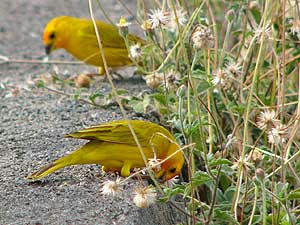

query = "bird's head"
(155, 143), (184, 181)
(43, 16), (71, 55)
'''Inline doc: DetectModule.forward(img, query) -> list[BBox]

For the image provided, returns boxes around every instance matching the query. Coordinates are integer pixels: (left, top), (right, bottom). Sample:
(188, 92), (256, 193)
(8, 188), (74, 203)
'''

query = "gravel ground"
(0, 1), (183, 224)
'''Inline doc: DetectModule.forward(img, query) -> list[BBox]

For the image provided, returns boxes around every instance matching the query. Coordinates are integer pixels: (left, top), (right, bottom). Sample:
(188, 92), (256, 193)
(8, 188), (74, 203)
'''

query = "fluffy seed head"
(100, 178), (121, 196)
(249, 149), (263, 163)
(148, 9), (169, 29)
(257, 110), (280, 130)
(254, 26), (271, 44)
(191, 25), (214, 49)
(166, 7), (188, 30)
(290, 18), (300, 39)
(225, 62), (242, 77)
(212, 69), (227, 87)
(129, 44), (142, 59)
(268, 123), (289, 145)
(144, 73), (164, 88)
(133, 187), (157, 208)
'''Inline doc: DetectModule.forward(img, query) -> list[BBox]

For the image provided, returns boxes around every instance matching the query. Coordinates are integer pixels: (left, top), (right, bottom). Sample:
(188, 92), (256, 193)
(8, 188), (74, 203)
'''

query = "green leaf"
(275, 182), (289, 199)
(129, 99), (144, 113)
(209, 158), (232, 167)
(288, 188), (300, 200)
(214, 209), (239, 224)
(115, 89), (128, 95)
(183, 171), (212, 197)
(281, 212), (298, 225)
(153, 93), (166, 105)
(192, 69), (206, 79)
(249, 5), (261, 25)
(160, 186), (184, 202)
(89, 91), (104, 103)
(224, 186), (236, 202)
(250, 215), (261, 225)
(36, 80), (45, 88)
(227, 102), (245, 115)
(196, 79), (211, 93)
(191, 171), (212, 186)
(215, 187), (227, 203)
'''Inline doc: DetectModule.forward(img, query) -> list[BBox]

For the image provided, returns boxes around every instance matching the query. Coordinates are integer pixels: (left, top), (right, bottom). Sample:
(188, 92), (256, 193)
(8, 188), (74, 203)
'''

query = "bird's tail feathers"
(26, 154), (74, 181)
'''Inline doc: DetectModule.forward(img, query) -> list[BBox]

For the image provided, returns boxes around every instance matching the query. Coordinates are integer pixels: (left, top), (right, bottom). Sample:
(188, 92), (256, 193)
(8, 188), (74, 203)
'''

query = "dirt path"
(0, 1), (183, 224)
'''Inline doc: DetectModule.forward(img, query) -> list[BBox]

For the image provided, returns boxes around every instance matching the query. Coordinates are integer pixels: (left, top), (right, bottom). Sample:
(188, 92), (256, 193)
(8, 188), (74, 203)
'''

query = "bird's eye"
(169, 168), (176, 173)
(49, 32), (55, 39)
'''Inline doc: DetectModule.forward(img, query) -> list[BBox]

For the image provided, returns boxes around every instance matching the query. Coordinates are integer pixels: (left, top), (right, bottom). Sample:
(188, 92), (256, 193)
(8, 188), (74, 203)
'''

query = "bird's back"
(54, 16), (143, 67)
(66, 120), (176, 154)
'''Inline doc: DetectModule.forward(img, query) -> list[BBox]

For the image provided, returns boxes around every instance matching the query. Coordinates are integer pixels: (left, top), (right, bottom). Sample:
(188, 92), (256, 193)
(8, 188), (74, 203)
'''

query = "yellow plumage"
(26, 120), (184, 181)
(43, 16), (144, 69)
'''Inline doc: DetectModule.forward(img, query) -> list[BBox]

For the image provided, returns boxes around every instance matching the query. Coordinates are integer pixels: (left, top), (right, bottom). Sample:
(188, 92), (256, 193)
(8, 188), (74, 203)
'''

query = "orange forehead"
(43, 22), (55, 44)
(43, 31), (50, 44)
(43, 17), (62, 44)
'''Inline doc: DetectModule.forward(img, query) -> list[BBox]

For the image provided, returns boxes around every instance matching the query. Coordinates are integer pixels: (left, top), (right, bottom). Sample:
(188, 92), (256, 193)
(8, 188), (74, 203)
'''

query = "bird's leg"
(102, 165), (109, 173)
(98, 66), (105, 76)
(120, 161), (132, 177)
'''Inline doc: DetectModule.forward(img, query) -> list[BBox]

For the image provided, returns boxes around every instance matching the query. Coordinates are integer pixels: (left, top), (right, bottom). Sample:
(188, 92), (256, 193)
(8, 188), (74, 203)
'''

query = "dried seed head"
(232, 156), (253, 172)
(212, 69), (227, 87)
(249, 149), (263, 163)
(100, 178), (121, 196)
(225, 62), (242, 77)
(75, 74), (91, 88)
(249, 1), (259, 10)
(290, 18), (300, 38)
(166, 7), (188, 30)
(129, 43), (142, 59)
(255, 168), (265, 181)
(268, 123), (289, 145)
(144, 73), (164, 89)
(133, 187), (157, 208)
(254, 26), (271, 44)
(257, 110), (280, 130)
(148, 9), (169, 29)
(191, 25), (214, 49)
(141, 20), (153, 31)
(164, 70), (181, 90)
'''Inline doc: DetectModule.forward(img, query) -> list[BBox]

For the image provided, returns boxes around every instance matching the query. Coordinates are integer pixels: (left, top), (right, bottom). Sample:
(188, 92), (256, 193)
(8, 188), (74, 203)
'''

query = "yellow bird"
(26, 120), (184, 181)
(43, 16), (144, 72)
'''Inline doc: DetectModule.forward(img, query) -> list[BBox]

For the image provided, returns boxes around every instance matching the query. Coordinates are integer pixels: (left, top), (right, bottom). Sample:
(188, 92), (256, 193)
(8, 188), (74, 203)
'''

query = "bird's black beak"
(45, 44), (52, 55)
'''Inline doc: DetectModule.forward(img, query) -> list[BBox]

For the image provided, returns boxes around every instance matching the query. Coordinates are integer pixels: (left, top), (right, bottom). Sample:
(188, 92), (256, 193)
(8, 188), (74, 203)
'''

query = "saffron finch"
(43, 16), (144, 72)
(26, 120), (184, 181)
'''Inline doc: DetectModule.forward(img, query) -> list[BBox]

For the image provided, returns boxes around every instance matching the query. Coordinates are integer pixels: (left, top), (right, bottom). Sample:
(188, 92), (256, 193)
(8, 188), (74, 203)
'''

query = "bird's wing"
(65, 120), (159, 147)
(77, 20), (127, 49)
